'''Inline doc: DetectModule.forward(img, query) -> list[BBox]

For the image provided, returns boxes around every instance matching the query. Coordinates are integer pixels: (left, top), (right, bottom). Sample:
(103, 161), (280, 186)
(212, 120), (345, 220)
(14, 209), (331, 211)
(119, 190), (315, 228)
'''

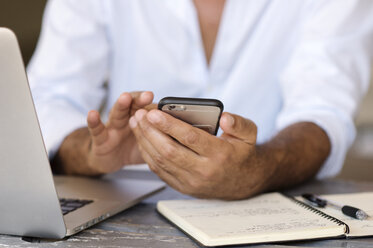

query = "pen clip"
(301, 193), (327, 208)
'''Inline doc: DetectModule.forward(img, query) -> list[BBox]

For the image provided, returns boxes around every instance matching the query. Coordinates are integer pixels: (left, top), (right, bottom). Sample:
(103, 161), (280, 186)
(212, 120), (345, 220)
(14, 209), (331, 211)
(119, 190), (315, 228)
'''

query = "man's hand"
(129, 109), (330, 200)
(129, 109), (272, 199)
(52, 91), (155, 176)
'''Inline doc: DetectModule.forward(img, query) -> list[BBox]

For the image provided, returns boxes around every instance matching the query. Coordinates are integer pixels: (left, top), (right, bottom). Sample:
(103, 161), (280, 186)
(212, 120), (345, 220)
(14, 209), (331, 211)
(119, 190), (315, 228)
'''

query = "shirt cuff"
(276, 108), (356, 179)
(34, 98), (88, 160)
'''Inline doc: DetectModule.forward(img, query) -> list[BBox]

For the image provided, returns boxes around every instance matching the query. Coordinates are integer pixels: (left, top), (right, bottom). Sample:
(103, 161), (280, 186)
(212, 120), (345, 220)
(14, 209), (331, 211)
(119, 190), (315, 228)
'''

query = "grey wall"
(0, 0), (47, 65)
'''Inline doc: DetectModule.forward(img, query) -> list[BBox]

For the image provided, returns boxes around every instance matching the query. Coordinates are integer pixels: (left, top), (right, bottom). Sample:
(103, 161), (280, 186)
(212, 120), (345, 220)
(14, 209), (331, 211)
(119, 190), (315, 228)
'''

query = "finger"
(129, 91), (154, 115)
(130, 115), (173, 172)
(130, 111), (199, 173)
(139, 148), (185, 193)
(146, 109), (222, 156)
(107, 92), (132, 129)
(144, 103), (157, 111)
(107, 91), (154, 129)
(220, 112), (257, 145)
(87, 110), (108, 146)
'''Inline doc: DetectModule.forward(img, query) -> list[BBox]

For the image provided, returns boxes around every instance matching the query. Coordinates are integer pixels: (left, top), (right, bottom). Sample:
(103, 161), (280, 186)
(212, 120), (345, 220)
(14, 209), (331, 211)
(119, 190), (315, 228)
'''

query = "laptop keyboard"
(59, 198), (94, 215)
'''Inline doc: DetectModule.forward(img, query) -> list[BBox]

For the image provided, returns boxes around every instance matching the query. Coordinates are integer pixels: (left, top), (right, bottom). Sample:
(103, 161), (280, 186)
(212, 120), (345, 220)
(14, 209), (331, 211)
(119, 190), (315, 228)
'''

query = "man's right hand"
(52, 91), (154, 176)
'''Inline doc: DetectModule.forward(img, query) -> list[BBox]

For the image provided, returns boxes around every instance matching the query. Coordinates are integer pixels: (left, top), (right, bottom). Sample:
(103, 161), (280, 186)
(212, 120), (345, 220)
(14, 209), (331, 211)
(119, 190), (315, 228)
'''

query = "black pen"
(301, 193), (369, 220)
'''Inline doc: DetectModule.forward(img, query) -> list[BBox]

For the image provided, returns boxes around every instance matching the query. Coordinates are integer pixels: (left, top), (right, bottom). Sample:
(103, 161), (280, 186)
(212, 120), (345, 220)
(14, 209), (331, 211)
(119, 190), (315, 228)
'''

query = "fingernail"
(147, 111), (162, 124)
(129, 116), (137, 128)
(141, 91), (152, 102)
(119, 93), (127, 101)
(225, 114), (235, 127)
(135, 109), (147, 121)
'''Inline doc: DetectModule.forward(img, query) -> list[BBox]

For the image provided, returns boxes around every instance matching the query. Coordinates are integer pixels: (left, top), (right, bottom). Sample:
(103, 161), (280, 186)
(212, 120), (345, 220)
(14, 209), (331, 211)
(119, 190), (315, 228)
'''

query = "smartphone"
(158, 97), (224, 135)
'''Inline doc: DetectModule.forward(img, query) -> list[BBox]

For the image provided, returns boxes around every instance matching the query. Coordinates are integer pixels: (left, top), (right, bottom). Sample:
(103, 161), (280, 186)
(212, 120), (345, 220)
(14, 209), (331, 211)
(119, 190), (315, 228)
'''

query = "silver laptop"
(0, 27), (165, 239)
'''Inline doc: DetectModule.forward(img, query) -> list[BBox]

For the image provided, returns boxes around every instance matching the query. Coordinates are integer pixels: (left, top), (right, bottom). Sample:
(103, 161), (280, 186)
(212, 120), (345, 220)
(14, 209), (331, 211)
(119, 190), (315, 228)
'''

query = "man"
(28, 0), (373, 199)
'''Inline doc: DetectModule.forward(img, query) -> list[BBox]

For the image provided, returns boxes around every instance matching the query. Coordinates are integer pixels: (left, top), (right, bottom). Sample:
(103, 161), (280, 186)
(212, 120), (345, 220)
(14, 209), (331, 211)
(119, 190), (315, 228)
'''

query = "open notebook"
(157, 192), (373, 247)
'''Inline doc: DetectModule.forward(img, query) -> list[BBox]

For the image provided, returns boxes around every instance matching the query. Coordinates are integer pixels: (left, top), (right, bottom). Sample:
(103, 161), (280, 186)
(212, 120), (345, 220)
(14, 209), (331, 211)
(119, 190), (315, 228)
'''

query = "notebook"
(157, 192), (373, 247)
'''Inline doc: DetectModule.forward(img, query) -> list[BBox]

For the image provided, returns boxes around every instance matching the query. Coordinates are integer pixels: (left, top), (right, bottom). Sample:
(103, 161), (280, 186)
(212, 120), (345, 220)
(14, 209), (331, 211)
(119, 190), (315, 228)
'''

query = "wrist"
(253, 143), (284, 193)
(252, 122), (330, 193)
(232, 144), (280, 200)
(52, 127), (98, 176)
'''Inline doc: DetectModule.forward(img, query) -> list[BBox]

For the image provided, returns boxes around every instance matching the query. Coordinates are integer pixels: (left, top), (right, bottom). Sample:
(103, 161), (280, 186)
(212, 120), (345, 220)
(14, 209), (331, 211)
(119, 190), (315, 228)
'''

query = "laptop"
(0, 27), (165, 239)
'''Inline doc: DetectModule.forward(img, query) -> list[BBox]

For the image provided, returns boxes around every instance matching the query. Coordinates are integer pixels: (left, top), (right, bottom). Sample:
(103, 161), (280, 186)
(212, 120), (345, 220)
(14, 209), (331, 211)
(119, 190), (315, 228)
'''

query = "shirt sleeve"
(27, 0), (110, 159)
(277, 0), (373, 178)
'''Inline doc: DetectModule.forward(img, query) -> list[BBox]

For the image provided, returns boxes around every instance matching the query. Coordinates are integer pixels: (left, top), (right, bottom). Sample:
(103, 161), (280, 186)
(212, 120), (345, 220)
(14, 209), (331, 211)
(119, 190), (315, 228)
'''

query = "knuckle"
(184, 130), (199, 145)
(153, 153), (165, 166)
(188, 178), (203, 192)
(159, 119), (172, 133)
(161, 143), (177, 160)
(199, 167), (216, 181)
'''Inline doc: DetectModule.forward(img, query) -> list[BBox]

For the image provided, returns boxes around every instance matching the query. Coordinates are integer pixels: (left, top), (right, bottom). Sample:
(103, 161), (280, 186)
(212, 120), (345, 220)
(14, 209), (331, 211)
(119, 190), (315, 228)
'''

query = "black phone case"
(158, 97), (224, 110)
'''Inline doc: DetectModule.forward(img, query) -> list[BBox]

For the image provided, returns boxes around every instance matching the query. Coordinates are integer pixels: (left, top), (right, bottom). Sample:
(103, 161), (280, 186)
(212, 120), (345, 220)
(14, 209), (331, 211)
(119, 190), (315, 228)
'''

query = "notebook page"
(317, 192), (373, 237)
(157, 192), (346, 246)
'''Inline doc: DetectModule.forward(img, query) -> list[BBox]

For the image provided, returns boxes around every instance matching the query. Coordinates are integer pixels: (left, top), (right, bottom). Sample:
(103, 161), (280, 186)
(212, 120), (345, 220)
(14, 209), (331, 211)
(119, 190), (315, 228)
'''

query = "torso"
(105, 1), (304, 143)
(193, 0), (225, 66)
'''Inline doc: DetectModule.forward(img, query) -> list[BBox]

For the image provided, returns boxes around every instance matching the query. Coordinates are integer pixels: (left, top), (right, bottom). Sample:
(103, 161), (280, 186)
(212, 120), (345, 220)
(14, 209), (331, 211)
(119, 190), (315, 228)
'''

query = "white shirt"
(27, 0), (373, 178)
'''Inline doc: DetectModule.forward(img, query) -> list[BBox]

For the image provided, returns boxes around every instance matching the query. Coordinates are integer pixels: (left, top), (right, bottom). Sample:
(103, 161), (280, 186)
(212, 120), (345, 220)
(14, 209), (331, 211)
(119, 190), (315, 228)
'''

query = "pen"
(301, 193), (369, 220)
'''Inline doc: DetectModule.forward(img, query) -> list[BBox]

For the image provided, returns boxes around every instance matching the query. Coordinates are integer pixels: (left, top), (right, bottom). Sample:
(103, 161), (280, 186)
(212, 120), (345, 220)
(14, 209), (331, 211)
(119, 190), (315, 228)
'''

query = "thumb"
(220, 112), (257, 145)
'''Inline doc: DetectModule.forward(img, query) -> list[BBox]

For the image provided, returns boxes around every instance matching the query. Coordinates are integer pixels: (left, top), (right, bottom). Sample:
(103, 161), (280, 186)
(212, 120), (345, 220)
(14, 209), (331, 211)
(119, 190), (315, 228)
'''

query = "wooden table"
(1, 170), (373, 248)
